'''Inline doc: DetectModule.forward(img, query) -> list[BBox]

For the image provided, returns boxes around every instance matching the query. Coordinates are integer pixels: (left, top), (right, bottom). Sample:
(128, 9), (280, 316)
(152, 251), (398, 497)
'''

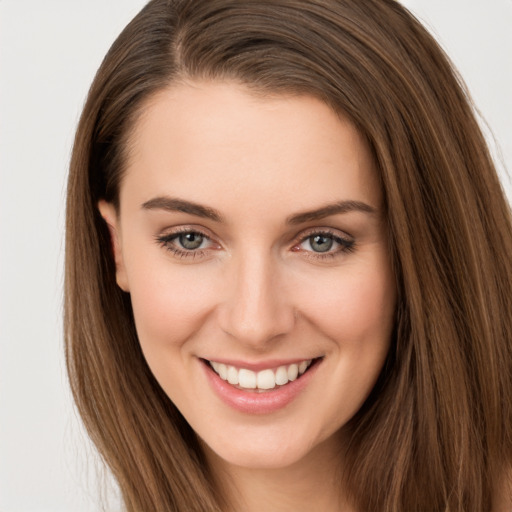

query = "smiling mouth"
(206, 359), (319, 392)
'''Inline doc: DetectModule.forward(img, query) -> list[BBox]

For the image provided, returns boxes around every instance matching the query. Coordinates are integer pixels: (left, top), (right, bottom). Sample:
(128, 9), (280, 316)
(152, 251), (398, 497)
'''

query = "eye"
(294, 230), (355, 258)
(155, 228), (219, 259)
(177, 232), (206, 250)
(306, 234), (335, 253)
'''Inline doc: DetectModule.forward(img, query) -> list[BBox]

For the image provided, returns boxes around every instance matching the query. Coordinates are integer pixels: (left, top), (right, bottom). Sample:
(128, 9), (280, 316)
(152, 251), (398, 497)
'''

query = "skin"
(99, 81), (396, 511)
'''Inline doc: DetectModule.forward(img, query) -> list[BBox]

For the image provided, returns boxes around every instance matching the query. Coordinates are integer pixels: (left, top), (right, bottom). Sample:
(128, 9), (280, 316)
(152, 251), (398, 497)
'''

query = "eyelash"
(155, 227), (355, 261)
(293, 229), (355, 260)
(155, 227), (216, 259)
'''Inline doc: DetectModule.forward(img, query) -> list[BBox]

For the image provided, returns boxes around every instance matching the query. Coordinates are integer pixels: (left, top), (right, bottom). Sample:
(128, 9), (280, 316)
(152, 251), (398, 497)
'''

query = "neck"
(205, 436), (357, 512)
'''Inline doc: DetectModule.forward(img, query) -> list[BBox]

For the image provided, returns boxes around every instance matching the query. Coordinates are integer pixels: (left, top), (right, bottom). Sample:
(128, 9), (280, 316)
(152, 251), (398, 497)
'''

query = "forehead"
(120, 81), (381, 217)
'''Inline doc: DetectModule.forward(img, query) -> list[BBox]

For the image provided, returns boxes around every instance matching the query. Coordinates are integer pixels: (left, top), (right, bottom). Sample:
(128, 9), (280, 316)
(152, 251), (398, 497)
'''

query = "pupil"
(311, 235), (333, 253)
(179, 232), (203, 250)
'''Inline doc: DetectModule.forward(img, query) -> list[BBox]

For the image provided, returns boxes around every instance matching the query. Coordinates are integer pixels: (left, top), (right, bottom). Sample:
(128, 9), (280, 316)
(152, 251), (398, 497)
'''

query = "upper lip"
(201, 357), (320, 372)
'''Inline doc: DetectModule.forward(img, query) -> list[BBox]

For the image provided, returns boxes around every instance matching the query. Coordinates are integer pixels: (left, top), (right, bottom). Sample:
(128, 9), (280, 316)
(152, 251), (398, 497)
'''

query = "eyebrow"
(141, 196), (377, 224)
(141, 196), (223, 222)
(286, 200), (377, 224)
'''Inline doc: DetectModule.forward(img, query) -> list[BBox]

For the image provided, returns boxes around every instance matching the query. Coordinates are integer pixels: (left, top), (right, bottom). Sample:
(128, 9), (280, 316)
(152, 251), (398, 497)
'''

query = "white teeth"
(257, 369), (276, 390)
(303, 360), (312, 372)
(275, 366), (289, 386)
(218, 363), (227, 380)
(227, 366), (239, 385)
(287, 364), (299, 382)
(209, 359), (314, 390)
(238, 369), (257, 389)
(298, 360), (309, 374)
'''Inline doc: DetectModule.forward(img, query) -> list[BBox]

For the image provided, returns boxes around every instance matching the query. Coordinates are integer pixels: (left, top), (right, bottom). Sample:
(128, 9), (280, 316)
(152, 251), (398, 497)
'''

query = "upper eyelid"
(157, 225), (217, 240)
(157, 229), (215, 245)
(294, 226), (353, 243)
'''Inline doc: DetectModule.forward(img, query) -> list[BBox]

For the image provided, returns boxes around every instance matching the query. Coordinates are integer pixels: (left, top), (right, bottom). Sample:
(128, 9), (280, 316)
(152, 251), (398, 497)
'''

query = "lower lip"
(201, 359), (321, 414)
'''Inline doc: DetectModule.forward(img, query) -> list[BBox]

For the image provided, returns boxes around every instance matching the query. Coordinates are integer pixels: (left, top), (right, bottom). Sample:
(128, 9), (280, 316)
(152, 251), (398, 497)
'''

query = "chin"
(218, 445), (306, 470)
(200, 421), (336, 471)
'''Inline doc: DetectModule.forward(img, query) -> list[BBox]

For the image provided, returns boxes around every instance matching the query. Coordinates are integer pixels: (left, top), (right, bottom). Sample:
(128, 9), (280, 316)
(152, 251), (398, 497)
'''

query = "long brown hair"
(65, 1), (512, 510)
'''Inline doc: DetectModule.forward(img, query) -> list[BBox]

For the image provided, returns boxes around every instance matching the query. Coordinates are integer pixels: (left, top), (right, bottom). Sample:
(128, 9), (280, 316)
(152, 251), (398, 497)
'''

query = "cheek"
(125, 256), (218, 350)
(298, 263), (395, 425)
(297, 263), (396, 347)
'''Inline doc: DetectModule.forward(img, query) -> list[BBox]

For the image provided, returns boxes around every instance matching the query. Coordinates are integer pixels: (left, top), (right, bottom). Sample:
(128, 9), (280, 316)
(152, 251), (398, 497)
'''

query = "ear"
(97, 200), (130, 292)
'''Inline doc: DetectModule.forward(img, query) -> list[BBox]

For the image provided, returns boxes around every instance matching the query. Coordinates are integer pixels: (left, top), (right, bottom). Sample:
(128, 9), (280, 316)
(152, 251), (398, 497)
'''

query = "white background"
(0, 1), (510, 510)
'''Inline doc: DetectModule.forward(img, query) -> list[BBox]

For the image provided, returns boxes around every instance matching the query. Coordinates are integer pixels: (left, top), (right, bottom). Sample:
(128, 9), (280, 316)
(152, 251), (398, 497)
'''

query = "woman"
(65, 0), (512, 510)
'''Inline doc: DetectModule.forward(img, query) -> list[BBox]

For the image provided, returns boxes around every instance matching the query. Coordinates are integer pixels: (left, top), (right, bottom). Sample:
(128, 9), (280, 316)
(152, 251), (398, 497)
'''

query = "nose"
(217, 251), (296, 348)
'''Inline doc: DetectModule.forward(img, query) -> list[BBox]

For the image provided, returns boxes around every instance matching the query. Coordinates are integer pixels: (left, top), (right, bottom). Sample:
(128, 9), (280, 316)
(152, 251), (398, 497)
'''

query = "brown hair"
(65, 0), (512, 510)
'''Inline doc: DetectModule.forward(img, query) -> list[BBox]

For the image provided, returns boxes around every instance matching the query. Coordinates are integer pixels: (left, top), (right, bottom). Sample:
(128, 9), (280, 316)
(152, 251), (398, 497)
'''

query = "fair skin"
(99, 81), (396, 511)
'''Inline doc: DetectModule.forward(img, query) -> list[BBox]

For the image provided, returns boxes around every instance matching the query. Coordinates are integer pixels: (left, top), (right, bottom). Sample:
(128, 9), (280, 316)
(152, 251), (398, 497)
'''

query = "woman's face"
(100, 82), (396, 470)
